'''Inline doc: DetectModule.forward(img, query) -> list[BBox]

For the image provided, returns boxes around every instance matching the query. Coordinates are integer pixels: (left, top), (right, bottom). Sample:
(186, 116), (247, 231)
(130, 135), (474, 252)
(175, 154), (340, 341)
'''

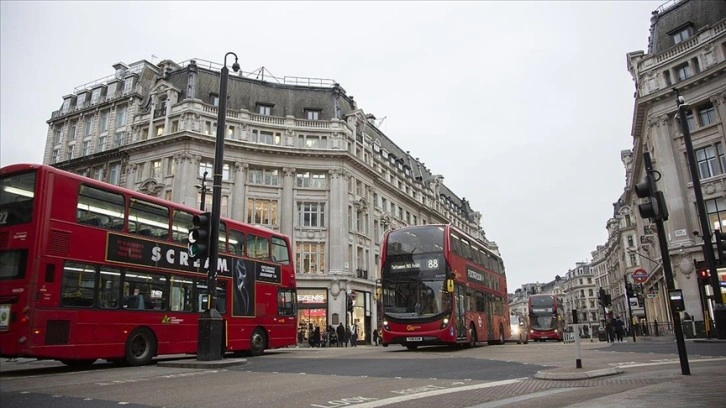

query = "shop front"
(297, 288), (328, 344)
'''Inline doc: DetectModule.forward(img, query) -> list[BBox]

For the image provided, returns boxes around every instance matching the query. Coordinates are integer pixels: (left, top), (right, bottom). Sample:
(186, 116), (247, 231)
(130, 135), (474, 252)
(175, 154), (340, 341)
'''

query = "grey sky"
(0, 1), (660, 290)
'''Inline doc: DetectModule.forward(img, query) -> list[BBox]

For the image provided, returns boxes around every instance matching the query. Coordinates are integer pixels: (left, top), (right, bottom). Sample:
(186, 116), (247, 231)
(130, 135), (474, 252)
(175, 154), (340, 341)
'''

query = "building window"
(199, 161), (213, 178)
(116, 105), (127, 128)
(296, 171), (328, 189)
(675, 63), (691, 82)
(706, 197), (726, 231)
(685, 110), (696, 131)
(84, 115), (94, 137)
(67, 143), (75, 160)
(672, 27), (691, 44)
(247, 198), (278, 227)
(152, 160), (162, 179)
(304, 109), (321, 120)
(98, 134), (107, 152)
(93, 167), (103, 181)
(247, 167), (279, 186)
(210, 94), (219, 107)
(82, 140), (90, 156)
(627, 236), (634, 248)
(53, 128), (62, 145)
(123, 77), (134, 94)
(295, 242), (325, 274)
(296, 202), (326, 228)
(91, 88), (102, 104)
(109, 162), (121, 185)
(222, 163), (230, 181)
(100, 111), (109, 133)
(257, 104), (272, 116)
(69, 122), (77, 140)
(297, 134), (328, 149)
(259, 131), (274, 145)
(699, 103), (716, 126)
(629, 253), (637, 267)
(695, 144), (723, 180)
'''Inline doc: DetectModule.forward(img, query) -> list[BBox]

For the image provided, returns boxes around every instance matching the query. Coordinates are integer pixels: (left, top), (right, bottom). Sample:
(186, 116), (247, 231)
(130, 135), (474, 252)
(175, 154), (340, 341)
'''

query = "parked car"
(507, 314), (529, 344)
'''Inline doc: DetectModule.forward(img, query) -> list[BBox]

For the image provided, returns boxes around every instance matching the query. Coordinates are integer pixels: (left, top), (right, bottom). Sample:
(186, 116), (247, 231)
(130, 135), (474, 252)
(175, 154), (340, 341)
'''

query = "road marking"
(339, 378), (526, 408)
(616, 356), (726, 368)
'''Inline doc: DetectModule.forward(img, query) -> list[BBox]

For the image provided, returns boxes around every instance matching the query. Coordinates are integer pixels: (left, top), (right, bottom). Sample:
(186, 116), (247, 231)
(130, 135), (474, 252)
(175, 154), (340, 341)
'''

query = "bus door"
(455, 285), (467, 339)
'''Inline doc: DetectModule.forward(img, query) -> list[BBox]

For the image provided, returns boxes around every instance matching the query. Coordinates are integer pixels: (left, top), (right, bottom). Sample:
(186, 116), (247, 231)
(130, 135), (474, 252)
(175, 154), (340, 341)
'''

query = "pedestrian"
(350, 322), (358, 347)
(372, 328), (379, 346)
(605, 318), (615, 343)
(336, 323), (345, 347)
(615, 316), (625, 342)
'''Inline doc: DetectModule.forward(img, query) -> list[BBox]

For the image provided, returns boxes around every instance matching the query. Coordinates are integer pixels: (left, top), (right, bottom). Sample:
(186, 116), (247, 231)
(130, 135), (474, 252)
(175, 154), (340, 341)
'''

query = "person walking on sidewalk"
(336, 323), (345, 347)
(615, 316), (625, 342)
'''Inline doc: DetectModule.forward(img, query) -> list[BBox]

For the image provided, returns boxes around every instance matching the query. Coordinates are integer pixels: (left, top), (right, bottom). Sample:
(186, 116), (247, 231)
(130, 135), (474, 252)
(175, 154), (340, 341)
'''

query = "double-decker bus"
(527, 294), (564, 342)
(0, 163), (297, 366)
(379, 224), (509, 350)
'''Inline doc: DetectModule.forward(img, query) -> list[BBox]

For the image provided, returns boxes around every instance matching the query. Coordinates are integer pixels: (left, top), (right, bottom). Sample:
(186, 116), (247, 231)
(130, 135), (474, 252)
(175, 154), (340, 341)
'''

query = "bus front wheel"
(249, 328), (267, 356)
(124, 327), (157, 366)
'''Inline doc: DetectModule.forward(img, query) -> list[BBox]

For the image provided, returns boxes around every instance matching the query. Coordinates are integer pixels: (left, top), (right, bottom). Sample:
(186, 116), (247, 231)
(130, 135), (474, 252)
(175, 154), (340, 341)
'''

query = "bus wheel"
(468, 324), (477, 348)
(406, 345), (418, 350)
(125, 327), (157, 366)
(249, 328), (267, 356)
(60, 359), (96, 367)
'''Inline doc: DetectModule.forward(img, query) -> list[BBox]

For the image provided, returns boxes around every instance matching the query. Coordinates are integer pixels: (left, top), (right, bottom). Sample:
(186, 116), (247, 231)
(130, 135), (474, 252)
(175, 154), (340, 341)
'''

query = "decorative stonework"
(283, 167), (296, 177)
(138, 178), (165, 197)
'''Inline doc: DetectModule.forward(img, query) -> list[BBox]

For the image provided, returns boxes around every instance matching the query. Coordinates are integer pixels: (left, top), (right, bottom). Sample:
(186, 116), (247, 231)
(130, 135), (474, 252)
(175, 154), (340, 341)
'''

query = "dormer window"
(669, 23), (693, 45)
(123, 77), (134, 94)
(257, 104), (272, 116)
(210, 93), (219, 107)
(304, 109), (321, 120)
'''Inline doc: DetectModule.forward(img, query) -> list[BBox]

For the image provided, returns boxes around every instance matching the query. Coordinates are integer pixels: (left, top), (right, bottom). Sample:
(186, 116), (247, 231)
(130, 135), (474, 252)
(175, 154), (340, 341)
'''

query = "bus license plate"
(406, 337), (422, 342)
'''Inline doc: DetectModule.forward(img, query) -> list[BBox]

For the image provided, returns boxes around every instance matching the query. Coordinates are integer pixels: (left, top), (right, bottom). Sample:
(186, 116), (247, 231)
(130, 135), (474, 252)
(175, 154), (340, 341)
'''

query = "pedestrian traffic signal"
(698, 268), (710, 285)
(598, 287), (606, 306)
(635, 173), (668, 222)
(188, 212), (211, 261)
(625, 282), (634, 298)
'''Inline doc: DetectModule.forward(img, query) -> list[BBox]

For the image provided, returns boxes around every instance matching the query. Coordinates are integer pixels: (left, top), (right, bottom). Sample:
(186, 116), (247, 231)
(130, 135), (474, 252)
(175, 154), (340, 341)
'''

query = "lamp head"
(232, 60), (240, 73)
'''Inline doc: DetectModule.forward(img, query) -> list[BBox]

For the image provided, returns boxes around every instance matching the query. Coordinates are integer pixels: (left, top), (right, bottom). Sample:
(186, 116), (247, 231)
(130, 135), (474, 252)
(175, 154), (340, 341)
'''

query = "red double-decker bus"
(379, 224), (509, 350)
(527, 294), (564, 342)
(0, 163), (297, 366)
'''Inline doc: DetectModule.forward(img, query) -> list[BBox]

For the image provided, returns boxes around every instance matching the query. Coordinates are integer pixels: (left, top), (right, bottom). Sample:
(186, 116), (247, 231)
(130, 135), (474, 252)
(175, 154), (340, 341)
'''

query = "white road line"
(616, 356), (726, 368)
(342, 378), (526, 408)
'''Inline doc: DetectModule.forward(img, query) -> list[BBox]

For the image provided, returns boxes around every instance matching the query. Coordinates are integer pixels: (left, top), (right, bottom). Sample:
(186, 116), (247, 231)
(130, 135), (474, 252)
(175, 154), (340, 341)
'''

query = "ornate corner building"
(623, 0), (726, 332)
(42, 58), (500, 344)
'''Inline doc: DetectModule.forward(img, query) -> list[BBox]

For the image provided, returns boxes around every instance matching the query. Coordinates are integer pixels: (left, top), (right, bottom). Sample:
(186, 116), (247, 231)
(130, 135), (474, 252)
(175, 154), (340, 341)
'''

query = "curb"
(157, 357), (247, 369)
(533, 367), (623, 381)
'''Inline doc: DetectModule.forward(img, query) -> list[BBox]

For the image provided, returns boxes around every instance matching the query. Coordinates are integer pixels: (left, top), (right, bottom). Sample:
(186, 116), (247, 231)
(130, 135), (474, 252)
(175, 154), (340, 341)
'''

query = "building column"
(328, 169), (347, 275)
(281, 167), (296, 237)
(231, 162), (247, 222)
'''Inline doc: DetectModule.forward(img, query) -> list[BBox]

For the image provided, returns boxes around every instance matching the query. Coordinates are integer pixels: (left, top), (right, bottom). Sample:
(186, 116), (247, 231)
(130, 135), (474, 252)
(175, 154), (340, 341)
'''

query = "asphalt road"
(2, 340), (725, 408)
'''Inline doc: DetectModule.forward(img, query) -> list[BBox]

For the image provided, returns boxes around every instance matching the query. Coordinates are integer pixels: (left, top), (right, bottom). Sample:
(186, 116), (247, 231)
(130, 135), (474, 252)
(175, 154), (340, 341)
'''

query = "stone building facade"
(43, 58), (500, 344)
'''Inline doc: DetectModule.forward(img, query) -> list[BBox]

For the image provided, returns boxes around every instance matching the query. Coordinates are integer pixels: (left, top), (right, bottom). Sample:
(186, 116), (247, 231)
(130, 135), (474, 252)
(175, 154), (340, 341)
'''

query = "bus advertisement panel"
(0, 163), (297, 366)
(528, 294), (564, 342)
(379, 224), (509, 350)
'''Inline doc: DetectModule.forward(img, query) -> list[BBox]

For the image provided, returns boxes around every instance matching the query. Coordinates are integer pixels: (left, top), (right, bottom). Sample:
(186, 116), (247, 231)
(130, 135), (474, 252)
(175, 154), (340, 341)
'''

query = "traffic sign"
(632, 268), (649, 283)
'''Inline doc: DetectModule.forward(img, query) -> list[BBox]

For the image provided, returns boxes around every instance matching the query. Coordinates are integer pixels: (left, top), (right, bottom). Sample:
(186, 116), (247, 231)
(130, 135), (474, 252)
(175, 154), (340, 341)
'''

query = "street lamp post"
(197, 52), (240, 361)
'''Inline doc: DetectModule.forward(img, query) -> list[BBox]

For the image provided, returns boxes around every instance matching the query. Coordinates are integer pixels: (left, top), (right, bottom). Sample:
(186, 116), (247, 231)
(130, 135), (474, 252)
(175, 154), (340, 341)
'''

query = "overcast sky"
(0, 1), (661, 291)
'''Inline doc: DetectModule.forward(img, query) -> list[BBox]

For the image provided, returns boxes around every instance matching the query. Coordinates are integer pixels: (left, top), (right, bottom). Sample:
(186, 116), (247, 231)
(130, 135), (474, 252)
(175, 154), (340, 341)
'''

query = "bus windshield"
(0, 170), (35, 226)
(382, 279), (450, 319)
(386, 226), (444, 255)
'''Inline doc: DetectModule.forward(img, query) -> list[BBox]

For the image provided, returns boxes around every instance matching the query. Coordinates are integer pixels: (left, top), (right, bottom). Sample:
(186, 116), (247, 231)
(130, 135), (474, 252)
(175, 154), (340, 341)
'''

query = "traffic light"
(698, 268), (710, 285)
(635, 173), (669, 222)
(598, 287), (605, 306)
(625, 282), (634, 298)
(604, 294), (612, 307)
(188, 212), (211, 260)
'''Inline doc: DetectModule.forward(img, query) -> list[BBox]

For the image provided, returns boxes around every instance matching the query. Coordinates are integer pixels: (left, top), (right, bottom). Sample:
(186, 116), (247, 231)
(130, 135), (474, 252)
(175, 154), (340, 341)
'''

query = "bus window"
(195, 279), (227, 313)
(77, 184), (125, 230)
(61, 262), (96, 308)
(247, 234), (270, 260)
(219, 221), (228, 252)
(129, 198), (169, 240)
(98, 266), (121, 309)
(0, 250), (27, 280)
(170, 276), (194, 312)
(228, 229), (245, 256)
(271, 237), (290, 264)
(172, 209), (194, 244)
(0, 170), (35, 226)
(278, 288), (295, 316)
(123, 270), (168, 311)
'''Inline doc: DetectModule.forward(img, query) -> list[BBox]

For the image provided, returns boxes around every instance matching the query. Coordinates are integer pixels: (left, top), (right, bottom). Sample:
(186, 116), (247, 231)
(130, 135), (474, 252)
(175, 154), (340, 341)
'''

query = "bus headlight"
(383, 320), (389, 330)
(440, 318), (449, 329)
